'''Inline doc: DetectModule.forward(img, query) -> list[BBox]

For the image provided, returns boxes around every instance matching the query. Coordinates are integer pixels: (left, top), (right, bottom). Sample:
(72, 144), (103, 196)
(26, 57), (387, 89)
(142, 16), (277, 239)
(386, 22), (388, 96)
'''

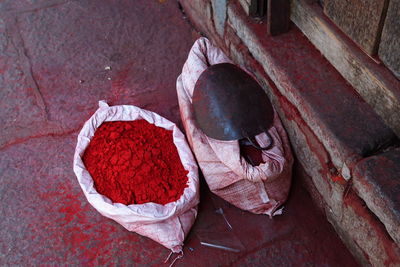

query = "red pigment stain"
(33, 178), (146, 265)
(331, 175), (346, 185)
(111, 63), (133, 101)
(269, 72), (333, 187)
(83, 120), (188, 205)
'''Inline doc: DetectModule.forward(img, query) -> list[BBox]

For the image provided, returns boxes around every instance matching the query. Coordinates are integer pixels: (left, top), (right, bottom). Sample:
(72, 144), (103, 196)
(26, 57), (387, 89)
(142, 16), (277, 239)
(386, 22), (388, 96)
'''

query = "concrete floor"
(0, 0), (358, 266)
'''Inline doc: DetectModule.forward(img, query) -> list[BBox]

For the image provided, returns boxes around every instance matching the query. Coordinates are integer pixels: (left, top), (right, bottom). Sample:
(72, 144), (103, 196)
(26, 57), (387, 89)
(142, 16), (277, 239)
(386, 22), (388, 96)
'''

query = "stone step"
(290, 0), (400, 138)
(353, 148), (400, 245)
(224, 0), (397, 181)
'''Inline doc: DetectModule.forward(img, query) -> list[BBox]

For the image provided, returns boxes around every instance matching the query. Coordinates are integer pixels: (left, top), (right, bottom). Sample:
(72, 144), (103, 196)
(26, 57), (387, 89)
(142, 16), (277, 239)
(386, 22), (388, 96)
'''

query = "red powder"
(82, 120), (188, 205)
(240, 144), (265, 166)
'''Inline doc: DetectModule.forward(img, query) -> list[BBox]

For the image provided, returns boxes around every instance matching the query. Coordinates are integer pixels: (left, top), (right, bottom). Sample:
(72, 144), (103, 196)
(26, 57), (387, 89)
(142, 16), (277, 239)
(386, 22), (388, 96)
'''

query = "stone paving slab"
(0, 0), (196, 149)
(353, 148), (400, 245)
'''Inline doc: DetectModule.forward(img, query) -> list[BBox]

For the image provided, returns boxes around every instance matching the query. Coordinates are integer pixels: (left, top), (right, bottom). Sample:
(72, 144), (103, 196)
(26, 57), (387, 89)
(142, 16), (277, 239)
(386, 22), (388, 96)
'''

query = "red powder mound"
(82, 120), (189, 205)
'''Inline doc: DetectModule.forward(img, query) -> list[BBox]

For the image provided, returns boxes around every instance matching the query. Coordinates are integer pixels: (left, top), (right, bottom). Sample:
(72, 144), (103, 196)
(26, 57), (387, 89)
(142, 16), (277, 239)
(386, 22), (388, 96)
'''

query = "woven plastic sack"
(73, 101), (199, 252)
(177, 37), (293, 216)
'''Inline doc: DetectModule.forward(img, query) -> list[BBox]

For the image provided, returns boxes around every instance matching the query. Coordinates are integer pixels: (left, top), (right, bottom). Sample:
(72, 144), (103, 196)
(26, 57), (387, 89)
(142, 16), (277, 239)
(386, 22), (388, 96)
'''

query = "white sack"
(177, 37), (293, 216)
(73, 100), (199, 252)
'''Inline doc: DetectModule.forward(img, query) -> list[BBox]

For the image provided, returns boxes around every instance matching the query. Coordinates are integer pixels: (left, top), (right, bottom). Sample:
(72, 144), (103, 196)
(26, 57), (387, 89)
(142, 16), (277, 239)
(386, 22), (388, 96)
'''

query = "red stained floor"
(0, 0), (358, 266)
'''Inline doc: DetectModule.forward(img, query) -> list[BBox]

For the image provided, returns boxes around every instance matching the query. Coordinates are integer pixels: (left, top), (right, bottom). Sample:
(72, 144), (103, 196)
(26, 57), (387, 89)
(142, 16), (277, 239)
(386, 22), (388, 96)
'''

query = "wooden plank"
(267, 0), (290, 36)
(324, 0), (389, 55)
(290, 0), (400, 137)
(379, 0), (400, 80)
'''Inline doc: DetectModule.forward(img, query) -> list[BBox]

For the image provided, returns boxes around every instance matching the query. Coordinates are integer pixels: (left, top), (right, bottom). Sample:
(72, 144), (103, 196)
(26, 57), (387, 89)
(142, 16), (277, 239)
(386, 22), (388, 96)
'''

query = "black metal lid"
(193, 63), (274, 141)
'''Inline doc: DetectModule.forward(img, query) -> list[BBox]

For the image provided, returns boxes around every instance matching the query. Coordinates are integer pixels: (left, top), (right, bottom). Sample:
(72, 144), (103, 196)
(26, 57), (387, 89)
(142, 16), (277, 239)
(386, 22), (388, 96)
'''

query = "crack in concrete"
(228, 230), (296, 265)
(13, 15), (51, 121)
(0, 127), (80, 151)
(6, 24), (20, 58)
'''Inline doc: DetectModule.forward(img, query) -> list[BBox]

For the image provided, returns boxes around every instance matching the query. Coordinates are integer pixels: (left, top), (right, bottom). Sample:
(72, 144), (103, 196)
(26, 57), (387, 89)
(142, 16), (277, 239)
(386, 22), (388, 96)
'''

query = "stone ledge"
(353, 148), (400, 245)
(290, 0), (400, 138)
(225, 0), (396, 180)
(330, 189), (400, 267)
(230, 39), (400, 265)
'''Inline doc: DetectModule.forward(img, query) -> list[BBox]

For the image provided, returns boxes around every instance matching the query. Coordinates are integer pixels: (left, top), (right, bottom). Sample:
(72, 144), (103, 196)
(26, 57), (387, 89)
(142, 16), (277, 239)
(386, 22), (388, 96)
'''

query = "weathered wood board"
(324, 0), (389, 55)
(379, 0), (400, 80)
(290, 0), (400, 137)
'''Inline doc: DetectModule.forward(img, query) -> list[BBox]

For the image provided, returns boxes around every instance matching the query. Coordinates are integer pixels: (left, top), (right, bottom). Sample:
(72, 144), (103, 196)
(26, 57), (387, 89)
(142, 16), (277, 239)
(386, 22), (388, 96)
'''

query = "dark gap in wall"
(361, 127), (400, 158)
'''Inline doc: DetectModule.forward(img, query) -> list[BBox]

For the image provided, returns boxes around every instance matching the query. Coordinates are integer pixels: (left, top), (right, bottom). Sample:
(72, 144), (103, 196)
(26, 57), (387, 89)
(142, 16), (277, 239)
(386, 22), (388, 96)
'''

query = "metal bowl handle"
(245, 132), (273, 150)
